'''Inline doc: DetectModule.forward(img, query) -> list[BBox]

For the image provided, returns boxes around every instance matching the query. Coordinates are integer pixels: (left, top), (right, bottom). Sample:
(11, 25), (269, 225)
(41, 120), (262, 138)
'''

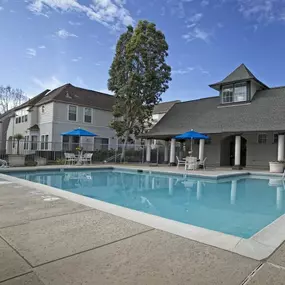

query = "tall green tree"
(108, 20), (171, 161)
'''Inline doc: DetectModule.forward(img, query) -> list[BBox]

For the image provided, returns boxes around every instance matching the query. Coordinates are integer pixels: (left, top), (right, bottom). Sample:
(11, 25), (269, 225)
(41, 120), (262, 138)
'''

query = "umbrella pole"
(191, 139), (193, 154)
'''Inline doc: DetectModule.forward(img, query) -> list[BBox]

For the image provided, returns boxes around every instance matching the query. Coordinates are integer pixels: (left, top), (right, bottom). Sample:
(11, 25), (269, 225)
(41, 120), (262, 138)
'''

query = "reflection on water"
(11, 170), (285, 238)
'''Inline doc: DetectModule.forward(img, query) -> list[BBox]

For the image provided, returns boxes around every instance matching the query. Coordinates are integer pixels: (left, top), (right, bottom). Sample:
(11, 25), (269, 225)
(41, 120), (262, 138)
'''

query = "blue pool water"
(8, 168), (285, 238)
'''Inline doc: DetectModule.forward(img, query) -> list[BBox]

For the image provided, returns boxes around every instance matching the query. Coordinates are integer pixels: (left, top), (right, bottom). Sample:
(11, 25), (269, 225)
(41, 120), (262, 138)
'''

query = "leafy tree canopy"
(108, 20), (171, 157)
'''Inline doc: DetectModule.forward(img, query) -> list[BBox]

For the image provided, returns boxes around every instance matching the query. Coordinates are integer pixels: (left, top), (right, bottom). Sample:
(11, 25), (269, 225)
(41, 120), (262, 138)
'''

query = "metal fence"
(1, 140), (169, 166)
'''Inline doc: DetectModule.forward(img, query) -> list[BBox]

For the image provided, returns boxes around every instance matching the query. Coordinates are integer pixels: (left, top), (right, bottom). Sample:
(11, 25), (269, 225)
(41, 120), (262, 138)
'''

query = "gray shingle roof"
(142, 87), (285, 138)
(210, 64), (269, 90)
(153, 100), (180, 114)
(36, 84), (115, 111)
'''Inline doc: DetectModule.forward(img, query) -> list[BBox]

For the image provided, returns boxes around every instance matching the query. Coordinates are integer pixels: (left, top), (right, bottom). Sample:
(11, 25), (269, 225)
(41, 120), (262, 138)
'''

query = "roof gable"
(153, 100), (180, 114)
(36, 84), (115, 111)
(210, 64), (268, 90)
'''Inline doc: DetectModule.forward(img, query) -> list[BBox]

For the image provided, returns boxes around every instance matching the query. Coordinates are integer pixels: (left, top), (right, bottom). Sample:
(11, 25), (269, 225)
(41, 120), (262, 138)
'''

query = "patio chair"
(199, 157), (207, 170)
(0, 159), (8, 168)
(176, 156), (186, 168)
(64, 153), (76, 165)
(81, 153), (93, 165)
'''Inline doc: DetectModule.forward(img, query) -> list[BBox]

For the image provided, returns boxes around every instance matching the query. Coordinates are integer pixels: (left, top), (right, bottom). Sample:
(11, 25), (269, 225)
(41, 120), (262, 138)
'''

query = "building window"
(273, 133), (279, 144)
(31, 136), (38, 150)
(258, 134), (267, 144)
(15, 117), (19, 124)
(222, 82), (248, 104)
(24, 136), (29, 150)
(41, 135), (45, 150)
(19, 117), (21, 123)
(68, 105), (77, 121)
(24, 115), (28, 122)
(45, 135), (49, 150)
(41, 106), (45, 113)
(22, 115), (25, 123)
(41, 135), (49, 150)
(84, 108), (92, 123)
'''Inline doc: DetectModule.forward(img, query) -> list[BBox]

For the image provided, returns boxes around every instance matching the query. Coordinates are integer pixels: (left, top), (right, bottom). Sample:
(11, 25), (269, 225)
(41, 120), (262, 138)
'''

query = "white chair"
(185, 157), (198, 170)
(64, 153), (76, 165)
(81, 153), (93, 165)
(0, 159), (8, 168)
(199, 157), (207, 170)
(176, 156), (186, 168)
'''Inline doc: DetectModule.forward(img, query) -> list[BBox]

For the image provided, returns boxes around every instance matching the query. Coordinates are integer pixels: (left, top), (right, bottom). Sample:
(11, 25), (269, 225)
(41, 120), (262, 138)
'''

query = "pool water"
(9, 169), (285, 238)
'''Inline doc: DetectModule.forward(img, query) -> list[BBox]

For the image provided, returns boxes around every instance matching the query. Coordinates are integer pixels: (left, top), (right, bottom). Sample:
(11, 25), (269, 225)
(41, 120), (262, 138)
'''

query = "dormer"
(209, 64), (269, 105)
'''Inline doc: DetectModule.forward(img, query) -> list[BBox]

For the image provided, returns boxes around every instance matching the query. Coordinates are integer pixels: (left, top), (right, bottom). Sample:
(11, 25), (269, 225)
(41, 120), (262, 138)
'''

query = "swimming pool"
(8, 168), (285, 239)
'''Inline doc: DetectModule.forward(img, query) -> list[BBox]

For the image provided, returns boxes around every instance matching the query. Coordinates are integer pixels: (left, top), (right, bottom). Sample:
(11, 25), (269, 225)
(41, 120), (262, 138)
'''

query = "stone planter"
(269, 162), (284, 173)
(8, 155), (25, 167)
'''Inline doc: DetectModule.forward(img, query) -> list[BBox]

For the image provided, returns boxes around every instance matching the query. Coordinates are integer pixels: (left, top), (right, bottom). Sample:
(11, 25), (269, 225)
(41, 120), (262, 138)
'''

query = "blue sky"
(0, 0), (285, 102)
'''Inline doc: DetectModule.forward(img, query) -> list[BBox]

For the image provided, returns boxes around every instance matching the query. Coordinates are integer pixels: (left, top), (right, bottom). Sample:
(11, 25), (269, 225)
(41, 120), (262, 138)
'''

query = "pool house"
(142, 64), (285, 169)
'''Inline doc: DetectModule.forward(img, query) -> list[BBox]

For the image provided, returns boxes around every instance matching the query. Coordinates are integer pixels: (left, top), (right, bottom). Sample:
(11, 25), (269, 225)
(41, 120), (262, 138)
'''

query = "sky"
(0, 0), (285, 102)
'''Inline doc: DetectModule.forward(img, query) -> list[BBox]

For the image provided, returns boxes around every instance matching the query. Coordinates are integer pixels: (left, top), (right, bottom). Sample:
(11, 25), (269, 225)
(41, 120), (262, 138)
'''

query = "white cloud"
(182, 27), (210, 42)
(68, 20), (82, 26)
(201, 0), (209, 7)
(0, 6), (3, 11)
(172, 67), (195, 75)
(32, 76), (63, 90)
(173, 66), (210, 76)
(38, 45), (46, 49)
(71, 56), (82, 62)
(75, 76), (88, 88)
(26, 48), (37, 58)
(233, 0), (285, 24)
(56, 29), (78, 39)
(27, 0), (134, 30)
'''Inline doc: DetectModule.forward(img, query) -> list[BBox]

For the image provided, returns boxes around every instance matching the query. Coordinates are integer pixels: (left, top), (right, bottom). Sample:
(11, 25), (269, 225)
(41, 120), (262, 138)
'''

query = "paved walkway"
(1, 179), (285, 284)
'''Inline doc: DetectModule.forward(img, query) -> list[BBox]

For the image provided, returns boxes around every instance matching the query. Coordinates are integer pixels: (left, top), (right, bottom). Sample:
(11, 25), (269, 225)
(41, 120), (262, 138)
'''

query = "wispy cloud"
(56, 29), (78, 39)
(72, 56), (82, 62)
(26, 48), (37, 58)
(201, 0), (209, 7)
(68, 20), (82, 26)
(182, 27), (211, 42)
(75, 76), (88, 88)
(32, 76), (63, 90)
(172, 66), (210, 76)
(0, 6), (3, 11)
(27, 0), (134, 31)
(38, 45), (46, 49)
(230, 0), (285, 24)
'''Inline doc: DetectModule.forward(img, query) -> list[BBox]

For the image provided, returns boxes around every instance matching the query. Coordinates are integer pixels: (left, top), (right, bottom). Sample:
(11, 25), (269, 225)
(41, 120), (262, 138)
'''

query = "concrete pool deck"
(1, 165), (285, 284)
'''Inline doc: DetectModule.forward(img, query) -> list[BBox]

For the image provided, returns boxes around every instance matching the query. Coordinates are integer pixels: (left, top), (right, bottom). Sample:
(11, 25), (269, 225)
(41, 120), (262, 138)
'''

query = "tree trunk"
(120, 131), (129, 163)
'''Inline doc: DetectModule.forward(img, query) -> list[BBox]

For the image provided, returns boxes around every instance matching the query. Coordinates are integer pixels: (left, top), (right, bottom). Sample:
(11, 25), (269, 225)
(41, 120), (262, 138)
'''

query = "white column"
(197, 181), (202, 200)
(234, 135), (241, 167)
(164, 141), (169, 163)
(151, 177), (155, 190)
(278, 134), (285, 161)
(146, 139), (151, 163)
(199, 139), (205, 161)
(231, 180), (237, 205)
(168, 177), (174, 195)
(277, 186), (283, 210)
(170, 138), (176, 165)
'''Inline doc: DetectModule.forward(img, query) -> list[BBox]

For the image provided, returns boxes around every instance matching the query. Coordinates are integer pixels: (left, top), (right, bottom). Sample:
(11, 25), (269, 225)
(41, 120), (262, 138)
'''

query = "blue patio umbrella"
(61, 128), (97, 137)
(175, 130), (209, 152)
(61, 128), (97, 151)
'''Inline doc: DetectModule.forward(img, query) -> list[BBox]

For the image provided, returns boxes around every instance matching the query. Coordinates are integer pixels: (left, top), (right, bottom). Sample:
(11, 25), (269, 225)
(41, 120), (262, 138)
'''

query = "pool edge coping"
(1, 165), (284, 261)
